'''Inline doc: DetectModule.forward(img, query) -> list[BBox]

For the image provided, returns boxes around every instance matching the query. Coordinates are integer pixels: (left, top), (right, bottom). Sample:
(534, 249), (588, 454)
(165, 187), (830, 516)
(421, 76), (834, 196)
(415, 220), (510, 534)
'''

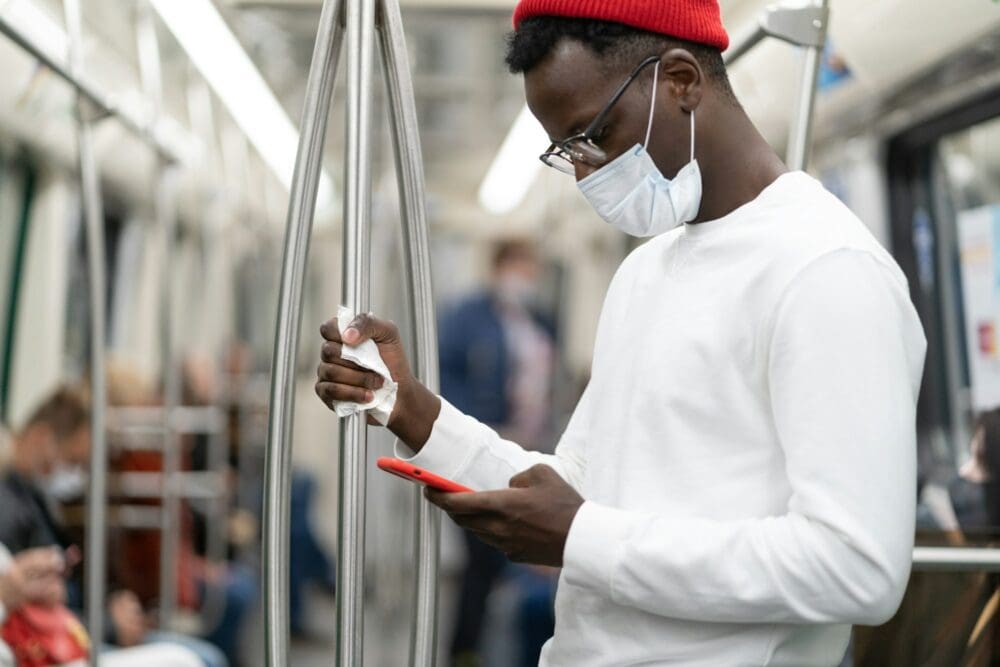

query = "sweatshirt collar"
(682, 171), (805, 240)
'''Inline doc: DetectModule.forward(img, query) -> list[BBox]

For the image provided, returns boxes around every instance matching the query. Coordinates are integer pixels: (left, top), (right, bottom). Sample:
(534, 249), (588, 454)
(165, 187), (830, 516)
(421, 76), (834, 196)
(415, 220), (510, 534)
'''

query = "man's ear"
(658, 48), (704, 112)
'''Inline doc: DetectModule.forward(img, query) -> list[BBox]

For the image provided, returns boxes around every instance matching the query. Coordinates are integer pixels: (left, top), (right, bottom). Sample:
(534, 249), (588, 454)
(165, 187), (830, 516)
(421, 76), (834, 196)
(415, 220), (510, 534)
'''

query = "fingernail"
(365, 390), (375, 402)
(344, 328), (359, 343)
(375, 376), (384, 388)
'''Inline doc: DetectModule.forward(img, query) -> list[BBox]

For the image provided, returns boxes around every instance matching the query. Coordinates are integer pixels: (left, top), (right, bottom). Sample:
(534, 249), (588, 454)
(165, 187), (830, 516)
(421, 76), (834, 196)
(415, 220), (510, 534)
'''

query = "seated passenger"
(0, 386), (227, 667)
(0, 542), (205, 667)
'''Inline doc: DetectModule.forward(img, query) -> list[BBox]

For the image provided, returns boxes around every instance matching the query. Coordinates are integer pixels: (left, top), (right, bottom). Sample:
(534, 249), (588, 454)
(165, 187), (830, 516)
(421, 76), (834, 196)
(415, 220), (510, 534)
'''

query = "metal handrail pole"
(63, 2), (107, 662)
(185, 71), (229, 631)
(720, 0), (829, 169)
(134, 3), (184, 629)
(722, 23), (765, 66)
(156, 165), (181, 629)
(913, 547), (1000, 572)
(376, 3), (441, 665)
(785, 0), (828, 171)
(338, 0), (376, 663)
(261, 0), (345, 663)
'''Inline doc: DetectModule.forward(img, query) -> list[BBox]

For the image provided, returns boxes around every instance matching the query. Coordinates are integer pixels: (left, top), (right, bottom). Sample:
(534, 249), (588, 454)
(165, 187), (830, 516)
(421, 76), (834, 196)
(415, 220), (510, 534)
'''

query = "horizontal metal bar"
(111, 471), (227, 500)
(723, 23), (766, 65)
(0, 4), (182, 162)
(723, 2), (828, 66)
(912, 547), (1000, 572)
(107, 406), (227, 434)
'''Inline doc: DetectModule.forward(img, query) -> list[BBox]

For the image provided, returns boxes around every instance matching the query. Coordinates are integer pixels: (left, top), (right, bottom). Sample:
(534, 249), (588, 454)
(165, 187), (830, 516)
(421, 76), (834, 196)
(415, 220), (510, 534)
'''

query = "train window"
(62, 204), (124, 382)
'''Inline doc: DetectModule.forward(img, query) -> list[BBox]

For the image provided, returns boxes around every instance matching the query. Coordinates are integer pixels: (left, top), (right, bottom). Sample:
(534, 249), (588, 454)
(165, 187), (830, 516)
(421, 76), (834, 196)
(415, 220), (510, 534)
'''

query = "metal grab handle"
(262, 0), (344, 663)
(376, 2), (441, 664)
(723, 0), (829, 171)
(63, 2), (108, 662)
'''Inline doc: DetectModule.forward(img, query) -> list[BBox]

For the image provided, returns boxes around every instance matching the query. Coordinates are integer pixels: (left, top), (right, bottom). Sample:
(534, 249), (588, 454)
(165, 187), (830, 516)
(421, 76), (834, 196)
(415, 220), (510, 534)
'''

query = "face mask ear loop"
(689, 110), (696, 162)
(643, 61), (659, 149)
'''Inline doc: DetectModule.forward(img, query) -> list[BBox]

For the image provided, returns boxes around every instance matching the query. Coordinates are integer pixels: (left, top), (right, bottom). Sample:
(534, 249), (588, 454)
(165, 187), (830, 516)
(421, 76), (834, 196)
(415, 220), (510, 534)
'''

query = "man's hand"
(426, 464), (584, 567)
(0, 548), (67, 611)
(315, 313), (440, 450)
(108, 590), (146, 647)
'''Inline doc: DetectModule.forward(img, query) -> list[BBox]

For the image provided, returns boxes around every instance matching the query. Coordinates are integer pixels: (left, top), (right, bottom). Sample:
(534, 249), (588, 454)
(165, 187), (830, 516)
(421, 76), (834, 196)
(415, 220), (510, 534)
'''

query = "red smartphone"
(376, 457), (473, 493)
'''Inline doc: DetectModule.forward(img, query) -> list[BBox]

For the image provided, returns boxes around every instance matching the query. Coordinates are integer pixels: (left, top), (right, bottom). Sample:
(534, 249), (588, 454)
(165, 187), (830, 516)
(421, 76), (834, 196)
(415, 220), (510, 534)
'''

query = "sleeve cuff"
(394, 397), (476, 481)
(562, 501), (637, 600)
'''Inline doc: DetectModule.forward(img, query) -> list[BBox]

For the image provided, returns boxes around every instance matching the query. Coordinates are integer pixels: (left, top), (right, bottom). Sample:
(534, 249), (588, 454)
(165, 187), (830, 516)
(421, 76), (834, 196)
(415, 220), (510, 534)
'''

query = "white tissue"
(332, 306), (398, 424)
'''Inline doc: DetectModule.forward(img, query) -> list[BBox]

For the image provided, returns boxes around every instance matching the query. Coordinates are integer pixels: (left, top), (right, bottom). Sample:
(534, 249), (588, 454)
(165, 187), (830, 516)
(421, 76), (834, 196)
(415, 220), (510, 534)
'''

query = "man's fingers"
(24, 572), (66, 606)
(315, 381), (374, 406)
(17, 548), (64, 576)
(509, 470), (532, 488)
(425, 488), (511, 515)
(319, 318), (344, 343)
(343, 313), (400, 346)
(316, 363), (384, 390)
(319, 342), (369, 370)
(509, 464), (557, 489)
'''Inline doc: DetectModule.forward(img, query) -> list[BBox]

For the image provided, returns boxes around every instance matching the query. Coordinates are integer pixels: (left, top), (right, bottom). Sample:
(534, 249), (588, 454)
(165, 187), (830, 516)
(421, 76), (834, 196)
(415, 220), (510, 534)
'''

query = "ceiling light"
(150, 0), (334, 207)
(478, 104), (548, 216)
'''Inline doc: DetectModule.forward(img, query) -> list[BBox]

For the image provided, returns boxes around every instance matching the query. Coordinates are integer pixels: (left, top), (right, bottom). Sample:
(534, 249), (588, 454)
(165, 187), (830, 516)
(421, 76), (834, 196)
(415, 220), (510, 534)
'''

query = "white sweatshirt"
(403, 172), (927, 666)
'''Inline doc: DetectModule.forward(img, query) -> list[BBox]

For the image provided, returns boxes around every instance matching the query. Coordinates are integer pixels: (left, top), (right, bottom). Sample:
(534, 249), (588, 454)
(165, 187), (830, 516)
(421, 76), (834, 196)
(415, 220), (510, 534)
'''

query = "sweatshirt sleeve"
(560, 249), (927, 625)
(396, 380), (594, 492)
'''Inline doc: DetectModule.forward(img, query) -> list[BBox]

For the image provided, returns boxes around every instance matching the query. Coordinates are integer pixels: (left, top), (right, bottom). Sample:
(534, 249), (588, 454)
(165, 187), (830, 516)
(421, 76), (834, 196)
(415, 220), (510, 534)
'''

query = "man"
(315, 1), (927, 664)
(0, 386), (227, 667)
(439, 239), (557, 664)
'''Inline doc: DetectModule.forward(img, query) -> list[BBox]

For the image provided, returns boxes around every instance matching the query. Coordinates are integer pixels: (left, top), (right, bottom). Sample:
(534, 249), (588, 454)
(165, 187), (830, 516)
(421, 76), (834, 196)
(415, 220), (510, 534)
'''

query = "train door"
(866, 86), (1000, 663)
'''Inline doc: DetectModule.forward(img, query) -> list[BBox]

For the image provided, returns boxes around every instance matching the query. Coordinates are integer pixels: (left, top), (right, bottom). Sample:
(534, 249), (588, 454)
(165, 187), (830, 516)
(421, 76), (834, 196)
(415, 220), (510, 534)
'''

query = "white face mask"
(46, 463), (87, 501)
(577, 62), (703, 237)
(495, 272), (537, 308)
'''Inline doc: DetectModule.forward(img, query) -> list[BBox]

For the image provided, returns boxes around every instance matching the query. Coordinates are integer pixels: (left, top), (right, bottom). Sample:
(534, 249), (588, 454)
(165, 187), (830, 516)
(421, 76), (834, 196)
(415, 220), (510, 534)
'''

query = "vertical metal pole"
(186, 72), (229, 630)
(338, 0), (376, 663)
(784, 0), (827, 171)
(261, 0), (344, 664)
(376, 3), (440, 665)
(135, 3), (183, 629)
(156, 166), (181, 629)
(63, 2), (107, 661)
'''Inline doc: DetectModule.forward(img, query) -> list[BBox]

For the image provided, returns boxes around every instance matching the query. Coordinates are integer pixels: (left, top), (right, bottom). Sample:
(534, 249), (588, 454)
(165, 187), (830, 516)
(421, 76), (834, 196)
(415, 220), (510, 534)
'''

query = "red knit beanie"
(513, 0), (730, 52)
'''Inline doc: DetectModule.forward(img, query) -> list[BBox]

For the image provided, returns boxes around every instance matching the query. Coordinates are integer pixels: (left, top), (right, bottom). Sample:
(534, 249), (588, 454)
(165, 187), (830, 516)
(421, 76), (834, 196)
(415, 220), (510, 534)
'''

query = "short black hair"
(505, 17), (735, 101)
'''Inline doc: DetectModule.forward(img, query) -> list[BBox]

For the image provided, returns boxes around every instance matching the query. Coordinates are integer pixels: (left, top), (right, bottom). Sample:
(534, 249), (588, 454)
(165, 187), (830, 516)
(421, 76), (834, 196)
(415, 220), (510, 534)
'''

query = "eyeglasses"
(540, 54), (662, 176)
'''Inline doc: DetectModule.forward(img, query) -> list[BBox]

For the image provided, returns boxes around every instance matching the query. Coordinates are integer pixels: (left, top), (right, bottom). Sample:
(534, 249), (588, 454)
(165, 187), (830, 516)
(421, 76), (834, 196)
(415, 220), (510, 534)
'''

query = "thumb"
(343, 313), (400, 346)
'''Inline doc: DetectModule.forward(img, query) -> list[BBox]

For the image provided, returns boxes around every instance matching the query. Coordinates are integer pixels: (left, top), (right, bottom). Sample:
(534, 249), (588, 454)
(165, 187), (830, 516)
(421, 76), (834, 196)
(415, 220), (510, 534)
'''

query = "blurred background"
(0, 0), (999, 665)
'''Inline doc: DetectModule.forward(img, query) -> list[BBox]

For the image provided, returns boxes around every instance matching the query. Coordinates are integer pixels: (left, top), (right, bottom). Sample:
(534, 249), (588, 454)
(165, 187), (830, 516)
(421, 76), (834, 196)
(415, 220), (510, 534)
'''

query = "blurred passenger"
(959, 408), (1000, 528)
(438, 240), (557, 666)
(0, 385), (227, 667)
(0, 543), (205, 667)
(316, 1), (927, 664)
(919, 408), (1000, 543)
